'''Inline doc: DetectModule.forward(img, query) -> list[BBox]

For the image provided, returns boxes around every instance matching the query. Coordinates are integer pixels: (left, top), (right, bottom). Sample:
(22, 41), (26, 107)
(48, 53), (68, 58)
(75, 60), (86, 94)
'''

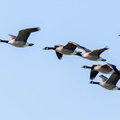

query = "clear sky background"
(0, 0), (120, 120)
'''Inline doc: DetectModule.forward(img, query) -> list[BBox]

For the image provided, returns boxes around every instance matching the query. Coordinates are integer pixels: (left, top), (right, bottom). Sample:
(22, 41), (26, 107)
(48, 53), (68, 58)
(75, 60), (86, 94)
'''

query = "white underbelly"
(8, 40), (27, 47)
(82, 53), (99, 61)
(100, 82), (116, 90)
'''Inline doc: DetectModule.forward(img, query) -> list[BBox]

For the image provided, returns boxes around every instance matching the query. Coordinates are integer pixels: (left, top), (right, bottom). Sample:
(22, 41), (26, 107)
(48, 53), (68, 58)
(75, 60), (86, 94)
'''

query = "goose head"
(82, 65), (92, 69)
(28, 43), (34, 46)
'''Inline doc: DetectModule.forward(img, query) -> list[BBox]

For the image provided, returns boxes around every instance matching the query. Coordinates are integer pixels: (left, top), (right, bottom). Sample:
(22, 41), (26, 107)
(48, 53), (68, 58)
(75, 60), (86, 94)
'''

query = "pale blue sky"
(0, 0), (120, 120)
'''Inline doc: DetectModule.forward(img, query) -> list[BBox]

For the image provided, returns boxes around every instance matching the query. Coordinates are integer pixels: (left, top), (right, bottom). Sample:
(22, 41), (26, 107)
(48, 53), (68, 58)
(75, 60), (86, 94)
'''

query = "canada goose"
(43, 41), (82, 59)
(77, 45), (108, 61)
(82, 63), (120, 80)
(90, 71), (120, 90)
(0, 27), (40, 47)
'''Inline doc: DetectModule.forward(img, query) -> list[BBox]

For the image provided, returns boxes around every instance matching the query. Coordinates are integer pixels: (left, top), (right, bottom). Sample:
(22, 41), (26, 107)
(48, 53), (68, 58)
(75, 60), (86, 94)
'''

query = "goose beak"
(28, 43), (34, 46)
(43, 47), (48, 50)
(90, 81), (93, 84)
(81, 65), (86, 68)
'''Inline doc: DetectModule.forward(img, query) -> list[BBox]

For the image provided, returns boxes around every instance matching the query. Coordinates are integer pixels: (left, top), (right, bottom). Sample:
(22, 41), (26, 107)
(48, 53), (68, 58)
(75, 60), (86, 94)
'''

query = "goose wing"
(101, 64), (112, 69)
(63, 42), (79, 50)
(88, 47), (109, 56)
(106, 71), (120, 85)
(55, 52), (63, 59)
(99, 75), (108, 82)
(8, 34), (16, 39)
(77, 45), (91, 53)
(106, 63), (120, 76)
(15, 27), (40, 42)
(90, 70), (99, 80)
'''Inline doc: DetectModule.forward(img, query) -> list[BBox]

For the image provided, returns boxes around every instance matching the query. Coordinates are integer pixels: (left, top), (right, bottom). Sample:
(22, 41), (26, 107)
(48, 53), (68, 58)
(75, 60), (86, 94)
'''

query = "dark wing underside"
(15, 27), (40, 42)
(99, 75), (108, 82)
(101, 64), (112, 69)
(106, 71), (120, 85)
(106, 63), (120, 76)
(90, 70), (99, 80)
(55, 51), (63, 60)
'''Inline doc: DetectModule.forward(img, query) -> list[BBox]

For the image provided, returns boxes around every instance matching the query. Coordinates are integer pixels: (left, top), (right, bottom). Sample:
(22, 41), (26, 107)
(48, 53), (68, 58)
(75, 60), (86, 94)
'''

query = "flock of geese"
(0, 27), (120, 91)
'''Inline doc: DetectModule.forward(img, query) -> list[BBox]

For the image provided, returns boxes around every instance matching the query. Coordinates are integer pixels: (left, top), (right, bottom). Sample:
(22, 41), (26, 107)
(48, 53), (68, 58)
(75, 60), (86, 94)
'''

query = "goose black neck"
(91, 81), (99, 84)
(83, 65), (92, 69)
(0, 40), (8, 43)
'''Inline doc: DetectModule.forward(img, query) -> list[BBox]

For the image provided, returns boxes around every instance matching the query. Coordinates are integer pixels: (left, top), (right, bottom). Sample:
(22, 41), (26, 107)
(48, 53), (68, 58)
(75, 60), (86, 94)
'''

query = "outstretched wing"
(7, 34), (16, 39)
(55, 51), (63, 60)
(63, 41), (78, 50)
(89, 47), (109, 56)
(15, 27), (40, 42)
(106, 63), (120, 76)
(99, 75), (108, 82)
(77, 45), (91, 53)
(90, 70), (99, 80)
(106, 71), (120, 85)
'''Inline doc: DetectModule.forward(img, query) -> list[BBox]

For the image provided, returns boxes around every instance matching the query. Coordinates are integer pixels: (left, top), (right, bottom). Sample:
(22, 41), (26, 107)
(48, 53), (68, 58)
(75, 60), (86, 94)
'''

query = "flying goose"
(90, 71), (120, 90)
(77, 45), (108, 61)
(43, 41), (82, 59)
(82, 63), (120, 80)
(0, 27), (40, 47)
